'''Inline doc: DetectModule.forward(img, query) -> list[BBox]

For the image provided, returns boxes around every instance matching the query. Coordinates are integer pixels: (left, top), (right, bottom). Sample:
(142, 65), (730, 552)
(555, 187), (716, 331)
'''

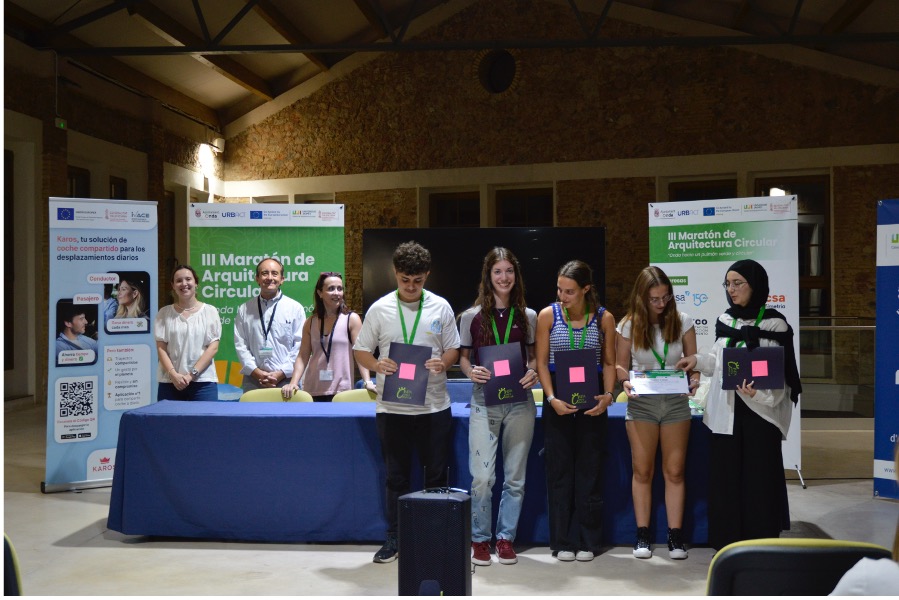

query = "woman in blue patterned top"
(535, 260), (616, 562)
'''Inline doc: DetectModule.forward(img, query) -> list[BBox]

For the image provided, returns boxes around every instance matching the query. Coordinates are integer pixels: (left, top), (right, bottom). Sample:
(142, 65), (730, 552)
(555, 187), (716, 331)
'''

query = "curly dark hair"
(392, 241), (431, 275)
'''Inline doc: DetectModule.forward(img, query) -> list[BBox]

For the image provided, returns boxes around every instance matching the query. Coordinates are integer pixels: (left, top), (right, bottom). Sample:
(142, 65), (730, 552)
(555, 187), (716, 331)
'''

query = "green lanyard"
(396, 290), (424, 344)
(650, 342), (668, 369)
(728, 306), (766, 347)
(490, 307), (515, 345)
(564, 305), (590, 350)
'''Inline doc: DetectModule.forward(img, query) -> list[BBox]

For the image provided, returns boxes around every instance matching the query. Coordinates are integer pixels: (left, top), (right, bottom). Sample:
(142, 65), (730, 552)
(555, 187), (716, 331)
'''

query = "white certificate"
(629, 370), (689, 395)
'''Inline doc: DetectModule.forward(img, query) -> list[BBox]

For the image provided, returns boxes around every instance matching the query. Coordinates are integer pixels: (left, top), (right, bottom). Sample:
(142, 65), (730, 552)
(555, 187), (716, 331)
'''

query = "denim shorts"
(625, 393), (691, 425)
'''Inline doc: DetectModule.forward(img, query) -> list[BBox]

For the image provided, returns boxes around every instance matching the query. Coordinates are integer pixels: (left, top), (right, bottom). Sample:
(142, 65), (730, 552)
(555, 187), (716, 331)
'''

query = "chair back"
(332, 389), (375, 402)
(5, 533), (22, 596)
(240, 388), (313, 402)
(706, 537), (892, 595)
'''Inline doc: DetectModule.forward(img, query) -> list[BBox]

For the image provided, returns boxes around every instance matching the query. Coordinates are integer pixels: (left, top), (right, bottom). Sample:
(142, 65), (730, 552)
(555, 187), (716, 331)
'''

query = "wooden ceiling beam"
(820, 0), (874, 34)
(4, 3), (220, 129)
(252, 0), (329, 71)
(129, 1), (274, 100)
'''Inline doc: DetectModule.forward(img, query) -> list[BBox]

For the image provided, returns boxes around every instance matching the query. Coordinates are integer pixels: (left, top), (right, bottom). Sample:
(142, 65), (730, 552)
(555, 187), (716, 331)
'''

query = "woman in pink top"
(281, 272), (375, 401)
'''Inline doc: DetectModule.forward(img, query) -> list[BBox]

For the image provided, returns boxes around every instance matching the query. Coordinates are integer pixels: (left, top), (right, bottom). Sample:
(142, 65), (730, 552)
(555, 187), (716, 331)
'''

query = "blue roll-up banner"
(45, 198), (158, 492)
(874, 199), (899, 499)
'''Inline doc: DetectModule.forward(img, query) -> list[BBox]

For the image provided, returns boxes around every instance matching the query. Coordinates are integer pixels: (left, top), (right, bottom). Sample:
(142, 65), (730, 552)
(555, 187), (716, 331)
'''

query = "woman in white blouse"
(155, 265), (221, 401)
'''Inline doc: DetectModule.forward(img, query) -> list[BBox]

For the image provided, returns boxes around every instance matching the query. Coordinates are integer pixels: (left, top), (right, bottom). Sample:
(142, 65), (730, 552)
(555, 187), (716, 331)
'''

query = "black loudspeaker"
(398, 488), (472, 596)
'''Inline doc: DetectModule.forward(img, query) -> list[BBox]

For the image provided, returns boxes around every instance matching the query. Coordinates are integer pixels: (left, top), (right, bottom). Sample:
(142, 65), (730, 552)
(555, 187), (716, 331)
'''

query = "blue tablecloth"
(107, 401), (709, 545)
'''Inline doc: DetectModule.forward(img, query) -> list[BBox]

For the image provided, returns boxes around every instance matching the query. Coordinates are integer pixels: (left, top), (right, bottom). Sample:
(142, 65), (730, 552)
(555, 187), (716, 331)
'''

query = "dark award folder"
(479, 343), (526, 406)
(554, 348), (600, 410)
(382, 342), (431, 406)
(721, 346), (785, 390)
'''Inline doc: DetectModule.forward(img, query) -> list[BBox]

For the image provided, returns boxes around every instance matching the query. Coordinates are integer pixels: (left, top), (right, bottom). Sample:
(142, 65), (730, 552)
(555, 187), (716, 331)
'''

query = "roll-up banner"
(874, 199), (899, 499)
(45, 198), (158, 492)
(648, 197), (801, 471)
(188, 204), (345, 389)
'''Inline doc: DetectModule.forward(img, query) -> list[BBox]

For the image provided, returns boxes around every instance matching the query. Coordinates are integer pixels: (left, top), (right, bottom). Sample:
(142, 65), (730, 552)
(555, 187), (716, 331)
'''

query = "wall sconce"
(210, 137), (225, 153)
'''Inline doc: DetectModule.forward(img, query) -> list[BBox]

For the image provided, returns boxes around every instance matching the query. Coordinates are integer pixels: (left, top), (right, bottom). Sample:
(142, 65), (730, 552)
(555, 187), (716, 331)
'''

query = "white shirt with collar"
(234, 291), (305, 390)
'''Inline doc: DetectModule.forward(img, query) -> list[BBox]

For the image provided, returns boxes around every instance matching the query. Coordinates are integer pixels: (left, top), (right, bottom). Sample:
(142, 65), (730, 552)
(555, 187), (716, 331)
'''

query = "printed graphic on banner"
(104, 345), (152, 410)
(86, 448), (117, 481)
(54, 376), (98, 443)
(874, 199), (899, 499)
(188, 204), (345, 388)
(648, 197), (801, 470)
(47, 198), (158, 490)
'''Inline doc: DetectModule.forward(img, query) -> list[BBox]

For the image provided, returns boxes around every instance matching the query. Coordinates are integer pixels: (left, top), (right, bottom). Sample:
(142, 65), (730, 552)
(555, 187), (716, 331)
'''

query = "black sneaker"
(633, 526), (652, 559)
(667, 527), (688, 560)
(373, 534), (398, 563)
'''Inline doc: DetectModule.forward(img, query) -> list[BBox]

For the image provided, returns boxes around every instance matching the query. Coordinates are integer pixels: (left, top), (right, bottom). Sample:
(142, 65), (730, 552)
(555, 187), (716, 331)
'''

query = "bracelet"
(546, 395), (556, 404)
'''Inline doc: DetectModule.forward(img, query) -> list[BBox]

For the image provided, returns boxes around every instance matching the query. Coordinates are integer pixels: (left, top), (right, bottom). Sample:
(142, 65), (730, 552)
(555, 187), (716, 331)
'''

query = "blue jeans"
(157, 382), (219, 402)
(468, 383), (536, 543)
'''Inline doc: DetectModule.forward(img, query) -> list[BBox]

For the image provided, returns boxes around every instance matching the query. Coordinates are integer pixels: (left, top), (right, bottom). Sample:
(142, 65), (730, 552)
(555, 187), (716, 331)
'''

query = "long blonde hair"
(115, 278), (147, 318)
(620, 266), (682, 351)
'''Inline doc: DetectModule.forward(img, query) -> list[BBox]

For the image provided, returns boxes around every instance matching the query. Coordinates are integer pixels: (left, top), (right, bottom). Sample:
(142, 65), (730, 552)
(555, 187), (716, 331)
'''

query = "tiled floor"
(4, 402), (897, 596)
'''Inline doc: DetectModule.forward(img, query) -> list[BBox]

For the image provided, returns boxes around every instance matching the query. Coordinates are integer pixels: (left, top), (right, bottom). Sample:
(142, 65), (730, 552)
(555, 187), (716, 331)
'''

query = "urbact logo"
(677, 209), (699, 217)
(221, 211), (238, 218)
(250, 211), (262, 219)
(57, 207), (75, 220)
(703, 207), (715, 216)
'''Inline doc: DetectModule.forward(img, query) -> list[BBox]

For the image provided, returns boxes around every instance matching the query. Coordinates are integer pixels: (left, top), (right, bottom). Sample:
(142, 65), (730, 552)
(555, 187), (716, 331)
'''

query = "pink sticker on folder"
(751, 361), (768, 377)
(493, 360), (511, 377)
(398, 363), (417, 380)
(569, 366), (585, 383)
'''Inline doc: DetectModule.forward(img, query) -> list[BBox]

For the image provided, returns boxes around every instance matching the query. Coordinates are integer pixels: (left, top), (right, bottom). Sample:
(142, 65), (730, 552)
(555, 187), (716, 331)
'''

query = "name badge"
(319, 369), (334, 381)
(259, 346), (274, 360)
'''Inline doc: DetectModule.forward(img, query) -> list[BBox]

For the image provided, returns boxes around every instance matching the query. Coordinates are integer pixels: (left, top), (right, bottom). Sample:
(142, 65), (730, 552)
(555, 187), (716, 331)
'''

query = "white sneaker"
(633, 527), (652, 559)
(555, 550), (576, 562)
(575, 550), (594, 562)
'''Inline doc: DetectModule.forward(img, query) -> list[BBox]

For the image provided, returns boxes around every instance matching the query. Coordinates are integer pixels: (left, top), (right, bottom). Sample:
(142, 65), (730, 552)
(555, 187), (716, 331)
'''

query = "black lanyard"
(319, 314), (336, 365)
(257, 294), (280, 344)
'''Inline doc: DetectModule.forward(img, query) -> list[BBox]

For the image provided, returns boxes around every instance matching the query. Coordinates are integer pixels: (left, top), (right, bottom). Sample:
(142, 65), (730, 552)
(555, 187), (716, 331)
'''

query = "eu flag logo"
(703, 207), (715, 216)
(250, 211), (262, 219)
(57, 207), (75, 220)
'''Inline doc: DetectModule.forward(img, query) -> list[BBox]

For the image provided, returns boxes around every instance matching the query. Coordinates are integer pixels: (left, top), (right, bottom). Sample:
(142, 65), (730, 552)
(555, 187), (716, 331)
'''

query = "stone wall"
(226, 0), (898, 180)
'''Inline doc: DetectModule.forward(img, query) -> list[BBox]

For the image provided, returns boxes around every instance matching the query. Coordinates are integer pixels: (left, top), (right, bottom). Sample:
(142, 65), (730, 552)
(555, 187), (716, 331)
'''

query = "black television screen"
(361, 227), (605, 316)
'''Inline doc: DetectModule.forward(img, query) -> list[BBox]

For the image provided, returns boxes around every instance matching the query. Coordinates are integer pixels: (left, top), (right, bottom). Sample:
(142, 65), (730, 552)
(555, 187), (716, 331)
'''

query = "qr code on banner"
(59, 379), (95, 417)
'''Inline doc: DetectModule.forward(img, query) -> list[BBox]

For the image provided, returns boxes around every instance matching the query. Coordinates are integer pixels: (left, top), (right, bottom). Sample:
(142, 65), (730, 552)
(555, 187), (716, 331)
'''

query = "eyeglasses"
(722, 280), (748, 291)
(648, 294), (672, 305)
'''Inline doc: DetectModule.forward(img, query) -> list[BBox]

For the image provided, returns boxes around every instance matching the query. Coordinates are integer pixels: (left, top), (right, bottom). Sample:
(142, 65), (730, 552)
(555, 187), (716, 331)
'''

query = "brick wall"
(833, 164), (899, 318)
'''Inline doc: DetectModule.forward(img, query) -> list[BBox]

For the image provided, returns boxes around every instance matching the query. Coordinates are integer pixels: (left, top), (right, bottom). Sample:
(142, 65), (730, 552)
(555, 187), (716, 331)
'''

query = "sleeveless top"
(548, 303), (605, 373)
(303, 311), (355, 396)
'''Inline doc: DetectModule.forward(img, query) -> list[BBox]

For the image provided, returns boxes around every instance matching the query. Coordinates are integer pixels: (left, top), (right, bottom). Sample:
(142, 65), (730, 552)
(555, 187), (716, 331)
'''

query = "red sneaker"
(471, 541), (492, 566)
(495, 538), (518, 565)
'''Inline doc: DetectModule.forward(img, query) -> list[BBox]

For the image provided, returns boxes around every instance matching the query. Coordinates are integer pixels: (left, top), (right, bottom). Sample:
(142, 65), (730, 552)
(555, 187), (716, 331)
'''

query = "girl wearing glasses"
(281, 272), (375, 401)
(676, 259), (801, 550)
(616, 266), (698, 560)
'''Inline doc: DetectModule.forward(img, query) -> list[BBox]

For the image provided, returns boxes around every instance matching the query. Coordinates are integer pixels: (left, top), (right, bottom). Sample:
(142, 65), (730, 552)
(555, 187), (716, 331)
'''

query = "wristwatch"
(190, 366), (200, 378)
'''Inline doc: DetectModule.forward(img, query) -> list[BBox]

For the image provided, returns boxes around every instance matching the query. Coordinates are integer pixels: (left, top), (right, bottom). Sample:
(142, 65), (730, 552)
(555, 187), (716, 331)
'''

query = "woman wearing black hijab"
(676, 259), (801, 550)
